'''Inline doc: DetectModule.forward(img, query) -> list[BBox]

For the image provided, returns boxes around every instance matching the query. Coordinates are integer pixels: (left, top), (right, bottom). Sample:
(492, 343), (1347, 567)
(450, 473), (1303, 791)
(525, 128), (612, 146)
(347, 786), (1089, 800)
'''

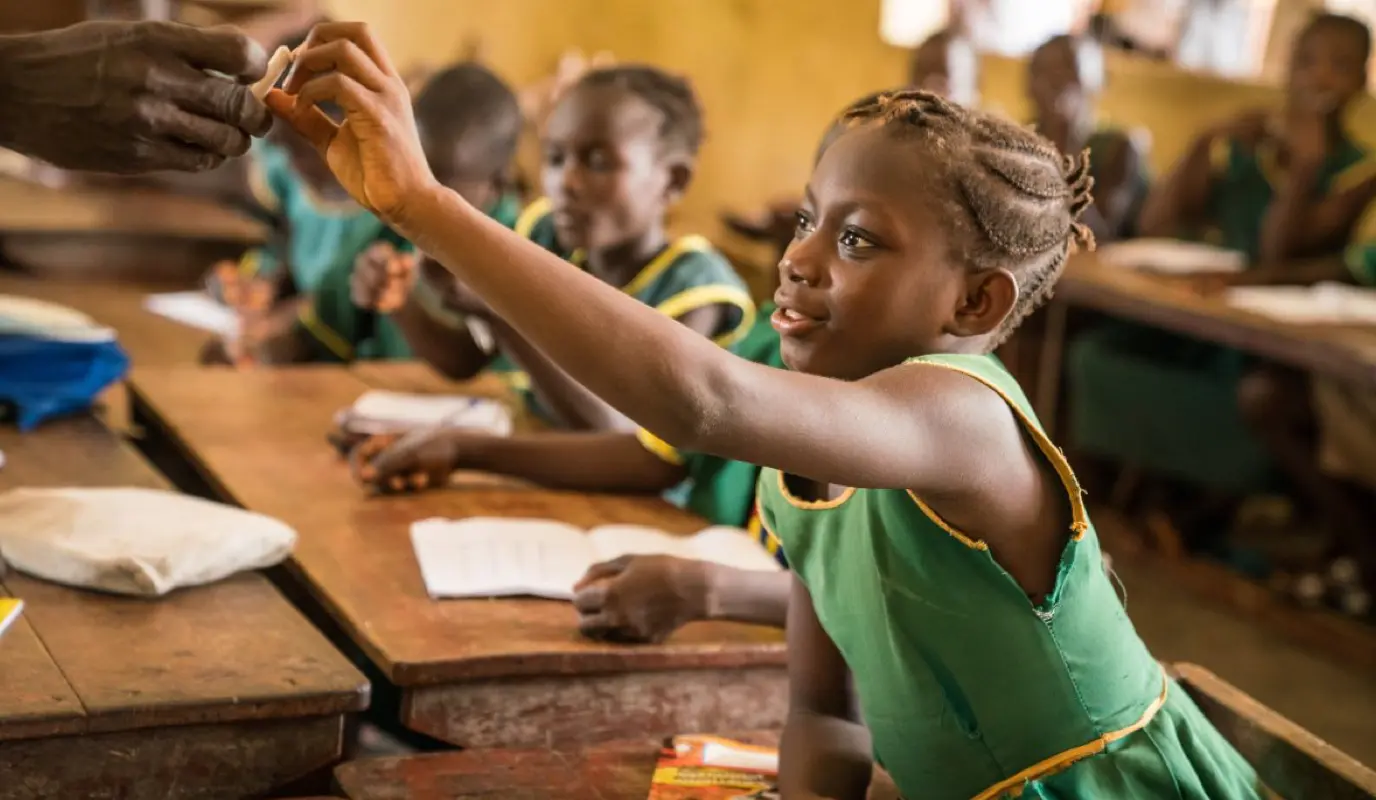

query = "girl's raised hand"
(264, 22), (436, 225)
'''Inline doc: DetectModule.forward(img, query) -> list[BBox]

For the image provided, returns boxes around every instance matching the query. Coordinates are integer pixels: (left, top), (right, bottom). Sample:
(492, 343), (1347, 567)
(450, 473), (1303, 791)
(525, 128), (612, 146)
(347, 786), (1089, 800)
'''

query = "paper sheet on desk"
(143, 291), (238, 337)
(339, 390), (513, 437)
(0, 294), (115, 343)
(1225, 283), (1376, 326)
(1097, 239), (1246, 275)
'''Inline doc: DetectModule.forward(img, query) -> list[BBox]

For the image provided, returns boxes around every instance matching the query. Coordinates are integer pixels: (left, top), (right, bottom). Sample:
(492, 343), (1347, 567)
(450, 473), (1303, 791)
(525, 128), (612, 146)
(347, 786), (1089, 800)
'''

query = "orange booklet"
(0, 598), (23, 641)
(648, 735), (779, 799)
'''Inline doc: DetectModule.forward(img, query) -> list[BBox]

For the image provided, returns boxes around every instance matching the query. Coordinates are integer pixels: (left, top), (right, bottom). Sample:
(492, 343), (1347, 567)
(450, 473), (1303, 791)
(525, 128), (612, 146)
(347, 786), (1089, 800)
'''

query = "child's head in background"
(907, 29), (980, 107)
(1288, 13), (1370, 119)
(539, 65), (704, 254)
(414, 62), (522, 214)
(776, 90), (1093, 381)
(1027, 34), (1105, 127)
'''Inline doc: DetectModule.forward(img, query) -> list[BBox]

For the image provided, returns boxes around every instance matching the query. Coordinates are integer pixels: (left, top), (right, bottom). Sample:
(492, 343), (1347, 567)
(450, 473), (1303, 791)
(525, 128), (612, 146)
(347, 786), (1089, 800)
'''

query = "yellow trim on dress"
(297, 305), (354, 361)
(1332, 155), (1376, 195)
(776, 471), (856, 510)
(971, 675), (1170, 799)
(753, 498), (784, 559)
(903, 360), (1091, 550)
(501, 370), (532, 391)
(655, 284), (757, 347)
(622, 235), (714, 298)
(237, 249), (262, 278)
(246, 155), (280, 213)
(514, 197), (553, 238)
(636, 427), (685, 466)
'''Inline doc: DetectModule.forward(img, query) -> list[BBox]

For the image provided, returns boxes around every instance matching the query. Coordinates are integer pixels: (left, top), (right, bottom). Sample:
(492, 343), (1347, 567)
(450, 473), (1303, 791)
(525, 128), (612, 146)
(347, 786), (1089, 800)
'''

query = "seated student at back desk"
(1068, 12), (1376, 499)
(267, 26), (1265, 796)
(244, 62), (524, 364)
(351, 65), (754, 431)
(1027, 34), (1149, 243)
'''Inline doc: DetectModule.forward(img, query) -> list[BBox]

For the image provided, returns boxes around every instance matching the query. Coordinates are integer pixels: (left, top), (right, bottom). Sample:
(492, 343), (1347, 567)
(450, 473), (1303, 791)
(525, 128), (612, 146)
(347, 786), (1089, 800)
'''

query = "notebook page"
(586, 525), (692, 562)
(143, 291), (239, 337)
(1096, 239), (1246, 275)
(410, 517), (594, 599)
(687, 526), (783, 572)
(1225, 283), (1376, 326)
(346, 390), (513, 436)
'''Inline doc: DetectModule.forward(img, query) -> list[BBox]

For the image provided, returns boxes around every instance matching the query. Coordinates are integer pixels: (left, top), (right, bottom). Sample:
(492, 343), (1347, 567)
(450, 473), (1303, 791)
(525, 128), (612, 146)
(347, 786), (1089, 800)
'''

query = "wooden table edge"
(387, 644), (791, 687)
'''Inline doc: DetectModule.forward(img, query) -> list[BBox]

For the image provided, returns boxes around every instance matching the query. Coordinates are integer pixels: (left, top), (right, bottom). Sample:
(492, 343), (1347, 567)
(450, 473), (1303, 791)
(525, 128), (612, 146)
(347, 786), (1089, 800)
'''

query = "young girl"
(270, 23), (1263, 798)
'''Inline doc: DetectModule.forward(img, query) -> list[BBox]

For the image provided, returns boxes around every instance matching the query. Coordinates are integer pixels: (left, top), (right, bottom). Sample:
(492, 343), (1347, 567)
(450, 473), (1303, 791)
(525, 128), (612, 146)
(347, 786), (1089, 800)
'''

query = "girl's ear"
(949, 268), (1018, 337)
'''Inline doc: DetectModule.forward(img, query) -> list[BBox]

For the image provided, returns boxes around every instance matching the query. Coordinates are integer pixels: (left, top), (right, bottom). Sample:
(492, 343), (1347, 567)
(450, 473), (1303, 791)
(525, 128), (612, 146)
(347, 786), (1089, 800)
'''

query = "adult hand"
(266, 21), (436, 227)
(0, 21), (273, 173)
(349, 430), (459, 493)
(350, 241), (417, 312)
(572, 555), (714, 644)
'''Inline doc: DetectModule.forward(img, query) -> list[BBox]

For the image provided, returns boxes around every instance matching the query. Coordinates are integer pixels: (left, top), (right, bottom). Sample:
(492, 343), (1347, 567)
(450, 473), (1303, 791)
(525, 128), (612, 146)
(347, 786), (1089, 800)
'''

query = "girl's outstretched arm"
(269, 22), (1034, 495)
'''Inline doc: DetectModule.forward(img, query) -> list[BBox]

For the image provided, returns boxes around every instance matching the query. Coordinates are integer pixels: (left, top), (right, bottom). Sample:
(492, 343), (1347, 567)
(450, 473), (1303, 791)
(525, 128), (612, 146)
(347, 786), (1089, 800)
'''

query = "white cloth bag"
(0, 487), (296, 596)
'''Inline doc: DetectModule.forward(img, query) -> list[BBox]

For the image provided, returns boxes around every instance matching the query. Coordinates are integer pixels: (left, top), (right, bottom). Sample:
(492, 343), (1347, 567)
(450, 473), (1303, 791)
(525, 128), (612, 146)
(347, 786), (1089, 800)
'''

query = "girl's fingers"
(294, 72), (384, 124)
(285, 38), (391, 94)
(284, 21), (398, 94)
(264, 89), (337, 153)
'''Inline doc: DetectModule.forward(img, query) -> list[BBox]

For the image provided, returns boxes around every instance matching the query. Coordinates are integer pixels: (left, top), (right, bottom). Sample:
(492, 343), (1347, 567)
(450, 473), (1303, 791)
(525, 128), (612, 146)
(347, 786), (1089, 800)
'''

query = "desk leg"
(403, 667), (788, 749)
(0, 715), (343, 800)
(1035, 300), (1070, 439)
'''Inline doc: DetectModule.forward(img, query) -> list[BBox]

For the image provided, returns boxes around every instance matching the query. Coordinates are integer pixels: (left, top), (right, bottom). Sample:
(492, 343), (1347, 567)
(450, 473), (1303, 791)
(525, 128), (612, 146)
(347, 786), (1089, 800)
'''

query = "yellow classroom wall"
(324, 0), (1376, 280)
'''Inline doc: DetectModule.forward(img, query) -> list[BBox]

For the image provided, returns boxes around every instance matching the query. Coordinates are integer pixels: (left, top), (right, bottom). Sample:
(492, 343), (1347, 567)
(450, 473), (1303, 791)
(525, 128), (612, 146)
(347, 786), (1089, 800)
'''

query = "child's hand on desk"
(572, 555), (713, 644)
(265, 22), (436, 225)
(223, 276), (277, 367)
(349, 431), (458, 493)
(351, 242), (418, 312)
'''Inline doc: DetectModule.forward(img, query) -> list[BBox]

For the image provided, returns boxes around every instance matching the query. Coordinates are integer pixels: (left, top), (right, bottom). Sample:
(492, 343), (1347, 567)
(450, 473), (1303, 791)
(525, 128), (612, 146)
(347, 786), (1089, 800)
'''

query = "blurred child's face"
(775, 125), (1009, 380)
(1028, 40), (1085, 121)
(1289, 25), (1368, 115)
(420, 126), (502, 215)
(540, 84), (682, 253)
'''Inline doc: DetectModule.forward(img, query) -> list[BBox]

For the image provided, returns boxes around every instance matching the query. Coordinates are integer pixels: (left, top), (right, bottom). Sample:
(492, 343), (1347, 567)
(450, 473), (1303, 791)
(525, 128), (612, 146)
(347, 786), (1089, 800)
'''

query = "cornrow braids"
(841, 89), (1095, 344)
(575, 65), (705, 157)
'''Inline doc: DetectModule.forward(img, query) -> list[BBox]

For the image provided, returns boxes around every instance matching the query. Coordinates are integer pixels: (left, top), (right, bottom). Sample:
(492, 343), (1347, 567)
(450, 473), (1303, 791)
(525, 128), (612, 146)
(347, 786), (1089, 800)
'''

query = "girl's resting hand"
(264, 21), (438, 226)
(571, 555), (713, 643)
(350, 241), (417, 313)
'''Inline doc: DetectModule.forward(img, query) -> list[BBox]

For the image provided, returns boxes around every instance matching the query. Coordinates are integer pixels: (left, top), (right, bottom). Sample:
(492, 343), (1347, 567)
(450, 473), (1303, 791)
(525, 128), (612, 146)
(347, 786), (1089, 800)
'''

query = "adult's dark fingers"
(284, 21), (397, 94)
(147, 22), (267, 82)
(127, 139), (224, 174)
(138, 97), (250, 157)
(285, 39), (391, 94)
(151, 61), (272, 139)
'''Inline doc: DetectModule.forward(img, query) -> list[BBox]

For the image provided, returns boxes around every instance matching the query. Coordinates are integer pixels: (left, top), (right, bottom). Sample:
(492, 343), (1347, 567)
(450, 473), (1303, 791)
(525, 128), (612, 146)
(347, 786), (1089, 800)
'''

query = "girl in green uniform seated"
(1068, 12), (1375, 497)
(270, 24), (1264, 798)
(1027, 34), (1149, 242)
(348, 299), (789, 643)
(244, 62), (523, 364)
(355, 65), (755, 430)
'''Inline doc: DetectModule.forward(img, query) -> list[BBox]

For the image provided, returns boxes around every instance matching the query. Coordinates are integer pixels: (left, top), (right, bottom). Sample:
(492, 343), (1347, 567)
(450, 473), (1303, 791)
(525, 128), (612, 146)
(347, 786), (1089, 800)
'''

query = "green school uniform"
(761, 353), (1262, 800)
(636, 302), (788, 567)
(1347, 239), (1376, 286)
(1067, 137), (1374, 491)
(242, 141), (391, 295)
(295, 194), (523, 363)
(489, 198), (756, 409)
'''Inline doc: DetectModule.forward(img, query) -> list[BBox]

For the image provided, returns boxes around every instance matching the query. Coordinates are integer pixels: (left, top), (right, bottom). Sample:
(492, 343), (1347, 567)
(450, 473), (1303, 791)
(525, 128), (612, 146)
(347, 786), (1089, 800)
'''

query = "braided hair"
(838, 90), (1095, 342)
(573, 65), (705, 157)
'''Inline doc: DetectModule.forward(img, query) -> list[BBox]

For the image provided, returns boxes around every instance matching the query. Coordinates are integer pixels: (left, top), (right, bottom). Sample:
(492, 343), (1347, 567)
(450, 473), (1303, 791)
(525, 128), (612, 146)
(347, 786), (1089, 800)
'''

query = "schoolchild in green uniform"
(271, 23), (1265, 796)
(1027, 33), (1149, 242)
(1068, 13), (1376, 492)
(355, 65), (755, 430)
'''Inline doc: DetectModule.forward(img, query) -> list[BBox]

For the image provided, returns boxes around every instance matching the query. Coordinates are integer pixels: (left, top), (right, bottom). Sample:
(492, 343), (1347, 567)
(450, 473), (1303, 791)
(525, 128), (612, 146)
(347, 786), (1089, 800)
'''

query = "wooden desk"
(0, 416), (369, 800)
(129, 366), (788, 749)
(1034, 254), (1376, 430)
(0, 176), (265, 284)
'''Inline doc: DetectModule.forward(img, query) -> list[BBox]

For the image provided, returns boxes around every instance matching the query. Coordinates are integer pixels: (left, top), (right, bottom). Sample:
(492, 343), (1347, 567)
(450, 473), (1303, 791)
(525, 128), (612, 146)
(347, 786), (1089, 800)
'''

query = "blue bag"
(0, 334), (130, 431)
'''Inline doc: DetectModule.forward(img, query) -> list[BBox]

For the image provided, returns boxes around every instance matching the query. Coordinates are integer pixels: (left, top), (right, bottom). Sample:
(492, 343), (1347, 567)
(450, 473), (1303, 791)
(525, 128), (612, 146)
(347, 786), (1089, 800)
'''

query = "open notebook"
(1225, 283), (1376, 326)
(143, 291), (238, 337)
(1096, 239), (1246, 275)
(337, 390), (513, 437)
(410, 518), (781, 600)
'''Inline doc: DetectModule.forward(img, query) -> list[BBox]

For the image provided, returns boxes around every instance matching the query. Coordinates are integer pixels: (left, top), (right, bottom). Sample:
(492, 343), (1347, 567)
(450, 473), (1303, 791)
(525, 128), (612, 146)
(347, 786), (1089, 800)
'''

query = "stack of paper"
(143, 291), (238, 337)
(1097, 239), (1246, 275)
(337, 390), (513, 437)
(410, 518), (782, 600)
(0, 294), (115, 343)
(1225, 283), (1376, 326)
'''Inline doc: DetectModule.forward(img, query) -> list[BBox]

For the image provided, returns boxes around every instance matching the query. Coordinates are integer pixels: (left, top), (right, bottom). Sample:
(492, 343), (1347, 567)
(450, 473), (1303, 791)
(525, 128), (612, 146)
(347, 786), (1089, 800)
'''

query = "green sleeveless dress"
(759, 353), (1264, 800)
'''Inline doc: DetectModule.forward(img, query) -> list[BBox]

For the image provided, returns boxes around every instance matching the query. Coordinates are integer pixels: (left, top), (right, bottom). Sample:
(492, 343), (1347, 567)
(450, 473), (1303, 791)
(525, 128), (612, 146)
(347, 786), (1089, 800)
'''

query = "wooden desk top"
(129, 366), (786, 687)
(0, 415), (368, 742)
(1058, 255), (1376, 386)
(0, 176), (263, 242)
(0, 274), (210, 368)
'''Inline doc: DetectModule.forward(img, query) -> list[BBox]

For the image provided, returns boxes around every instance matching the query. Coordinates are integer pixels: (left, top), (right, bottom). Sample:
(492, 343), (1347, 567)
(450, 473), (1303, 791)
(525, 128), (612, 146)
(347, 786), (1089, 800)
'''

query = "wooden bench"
(128, 365), (788, 750)
(0, 415), (369, 800)
(330, 664), (1376, 800)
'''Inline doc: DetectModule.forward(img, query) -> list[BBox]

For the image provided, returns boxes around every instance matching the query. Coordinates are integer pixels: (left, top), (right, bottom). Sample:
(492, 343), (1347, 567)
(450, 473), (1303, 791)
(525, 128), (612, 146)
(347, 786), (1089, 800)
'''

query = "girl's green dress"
(759, 353), (1266, 800)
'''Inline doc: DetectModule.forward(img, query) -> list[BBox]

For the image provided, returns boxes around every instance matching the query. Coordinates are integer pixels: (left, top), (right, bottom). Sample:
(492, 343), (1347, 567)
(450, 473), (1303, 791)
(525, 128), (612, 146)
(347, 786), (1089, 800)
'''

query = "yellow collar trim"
(776, 471), (856, 510)
(622, 235), (714, 298)
(514, 197), (553, 239)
